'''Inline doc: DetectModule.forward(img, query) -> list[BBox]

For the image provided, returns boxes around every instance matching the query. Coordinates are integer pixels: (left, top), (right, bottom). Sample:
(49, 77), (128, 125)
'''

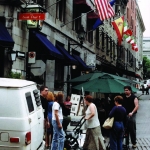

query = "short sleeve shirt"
(52, 102), (63, 120)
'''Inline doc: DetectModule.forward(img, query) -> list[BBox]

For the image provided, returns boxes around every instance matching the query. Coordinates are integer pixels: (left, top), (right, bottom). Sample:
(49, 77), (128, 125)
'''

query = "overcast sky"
(138, 0), (150, 37)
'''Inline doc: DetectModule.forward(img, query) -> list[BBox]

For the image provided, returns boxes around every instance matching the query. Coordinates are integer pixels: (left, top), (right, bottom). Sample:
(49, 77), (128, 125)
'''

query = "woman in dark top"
(109, 96), (126, 150)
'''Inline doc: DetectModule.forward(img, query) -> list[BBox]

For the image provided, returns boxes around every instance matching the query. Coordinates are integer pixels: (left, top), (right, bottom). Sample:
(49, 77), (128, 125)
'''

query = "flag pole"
(60, 9), (96, 27)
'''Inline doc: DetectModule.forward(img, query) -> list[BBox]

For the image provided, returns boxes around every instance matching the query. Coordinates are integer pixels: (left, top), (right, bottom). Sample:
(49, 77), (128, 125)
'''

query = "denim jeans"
(51, 119), (65, 150)
(110, 121), (124, 150)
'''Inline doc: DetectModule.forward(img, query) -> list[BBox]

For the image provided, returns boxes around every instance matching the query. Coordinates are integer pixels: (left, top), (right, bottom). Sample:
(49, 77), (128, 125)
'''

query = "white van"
(0, 78), (45, 150)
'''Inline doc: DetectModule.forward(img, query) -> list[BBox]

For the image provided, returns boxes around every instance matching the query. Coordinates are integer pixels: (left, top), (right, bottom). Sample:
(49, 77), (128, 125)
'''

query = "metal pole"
(67, 41), (71, 96)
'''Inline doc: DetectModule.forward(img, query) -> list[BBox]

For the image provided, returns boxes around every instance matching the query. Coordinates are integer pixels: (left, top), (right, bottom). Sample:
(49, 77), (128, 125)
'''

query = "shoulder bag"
(102, 117), (114, 129)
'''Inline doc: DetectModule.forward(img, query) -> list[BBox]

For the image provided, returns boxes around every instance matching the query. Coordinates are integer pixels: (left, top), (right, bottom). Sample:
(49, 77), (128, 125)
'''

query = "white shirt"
(85, 103), (100, 128)
(52, 102), (63, 120)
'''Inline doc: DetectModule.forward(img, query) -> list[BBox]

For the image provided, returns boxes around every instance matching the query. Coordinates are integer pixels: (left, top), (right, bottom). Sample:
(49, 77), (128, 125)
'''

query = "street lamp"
(23, 4), (46, 30)
(7, 51), (17, 62)
(76, 25), (86, 45)
(67, 26), (86, 95)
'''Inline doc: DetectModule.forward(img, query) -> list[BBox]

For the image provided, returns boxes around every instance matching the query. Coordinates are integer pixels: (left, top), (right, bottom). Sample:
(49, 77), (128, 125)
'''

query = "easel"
(67, 87), (86, 130)
(70, 87), (86, 116)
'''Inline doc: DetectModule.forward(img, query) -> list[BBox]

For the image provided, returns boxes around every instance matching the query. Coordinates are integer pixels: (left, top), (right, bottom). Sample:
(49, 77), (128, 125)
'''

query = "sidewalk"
(135, 99), (150, 150)
(104, 99), (150, 150)
(47, 99), (150, 150)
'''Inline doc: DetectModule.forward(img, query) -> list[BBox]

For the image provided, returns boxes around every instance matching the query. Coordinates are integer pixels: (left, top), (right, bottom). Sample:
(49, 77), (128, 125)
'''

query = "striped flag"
(94, 0), (115, 21)
(124, 35), (132, 43)
(92, 0), (116, 30)
(123, 21), (132, 36)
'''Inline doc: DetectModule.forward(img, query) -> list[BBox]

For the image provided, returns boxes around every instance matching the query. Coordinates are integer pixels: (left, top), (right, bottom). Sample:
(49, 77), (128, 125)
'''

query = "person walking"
(40, 85), (49, 120)
(51, 92), (65, 150)
(122, 86), (139, 149)
(83, 95), (106, 150)
(146, 85), (149, 95)
(141, 85), (145, 95)
(109, 96), (126, 150)
(46, 91), (55, 149)
(63, 95), (72, 116)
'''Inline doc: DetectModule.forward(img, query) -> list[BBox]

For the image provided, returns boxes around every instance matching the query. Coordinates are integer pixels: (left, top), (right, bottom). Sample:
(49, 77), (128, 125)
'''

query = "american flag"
(94, 0), (115, 21)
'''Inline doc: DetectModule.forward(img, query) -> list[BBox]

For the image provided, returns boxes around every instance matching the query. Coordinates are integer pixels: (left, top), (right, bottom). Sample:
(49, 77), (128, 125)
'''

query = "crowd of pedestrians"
(39, 85), (139, 150)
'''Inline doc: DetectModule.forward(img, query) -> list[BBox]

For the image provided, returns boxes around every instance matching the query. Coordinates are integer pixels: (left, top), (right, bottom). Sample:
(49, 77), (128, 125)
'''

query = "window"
(96, 28), (100, 48)
(87, 19), (95, 43)
(54, 60), (64, 91)
(131, 17), (133, 29)
(33, 90), (41, 106)
(106, 33), (109, 55)
(73, 4), (81, 31)
(100, 30), (105, 51)
(25, 92), (34, 113)
(56, 0), (66, 22)
(127, 49), (129, 62)
(109, 37), (113, 58)
(127, 8), (129, 20)
(104, 32), (107, 52)
(32, 0), (44, 6)
(113, 41), (116, 60)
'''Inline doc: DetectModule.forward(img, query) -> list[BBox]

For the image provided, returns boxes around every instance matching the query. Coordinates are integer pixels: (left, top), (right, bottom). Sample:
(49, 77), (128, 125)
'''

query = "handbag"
(102, 117), (114, 129)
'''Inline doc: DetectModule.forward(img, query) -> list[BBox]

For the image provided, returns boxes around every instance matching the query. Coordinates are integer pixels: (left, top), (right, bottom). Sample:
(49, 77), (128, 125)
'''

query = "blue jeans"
(51, 119), (65, 150)
(110, 121), (124, 150)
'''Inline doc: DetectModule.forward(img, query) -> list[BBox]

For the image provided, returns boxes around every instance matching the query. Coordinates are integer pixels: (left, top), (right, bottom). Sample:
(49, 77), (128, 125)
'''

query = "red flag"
(94, 0), (115, 21)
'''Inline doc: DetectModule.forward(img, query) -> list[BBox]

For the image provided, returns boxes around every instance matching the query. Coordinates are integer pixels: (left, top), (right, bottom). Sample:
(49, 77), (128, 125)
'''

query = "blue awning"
(0, 23), (14, 48)
(56, 44), (79, 65)
(73, 55), (91, 70)
(32, 31), (64, 59)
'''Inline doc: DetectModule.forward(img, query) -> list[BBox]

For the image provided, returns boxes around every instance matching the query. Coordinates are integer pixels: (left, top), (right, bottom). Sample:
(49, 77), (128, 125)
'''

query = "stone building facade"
(0, 0), (145, 95)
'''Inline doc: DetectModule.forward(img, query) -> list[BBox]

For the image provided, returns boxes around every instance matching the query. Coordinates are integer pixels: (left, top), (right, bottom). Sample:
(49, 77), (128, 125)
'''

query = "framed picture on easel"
(70, 94), (80, 116)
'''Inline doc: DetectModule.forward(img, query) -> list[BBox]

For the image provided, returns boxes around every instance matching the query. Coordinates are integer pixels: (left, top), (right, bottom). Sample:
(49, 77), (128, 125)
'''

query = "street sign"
(31, 60), (46, 76)
(18, 13), (45, 20)
(28, 52), (36, 64)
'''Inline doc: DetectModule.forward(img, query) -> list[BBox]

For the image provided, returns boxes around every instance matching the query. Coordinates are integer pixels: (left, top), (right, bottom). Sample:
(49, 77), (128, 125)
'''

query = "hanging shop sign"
(18, 4), (46, 30)
(86, 53), (96, 67)
(18, 13), (45, 20)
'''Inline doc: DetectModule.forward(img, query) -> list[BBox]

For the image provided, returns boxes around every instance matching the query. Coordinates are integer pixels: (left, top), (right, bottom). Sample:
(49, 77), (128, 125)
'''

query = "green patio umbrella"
(67, 71), (129, 83)
(72, 74), (138, 93)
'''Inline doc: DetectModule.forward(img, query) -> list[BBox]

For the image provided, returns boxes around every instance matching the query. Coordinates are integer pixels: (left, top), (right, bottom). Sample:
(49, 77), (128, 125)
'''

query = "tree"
(143, 56), (150, 79)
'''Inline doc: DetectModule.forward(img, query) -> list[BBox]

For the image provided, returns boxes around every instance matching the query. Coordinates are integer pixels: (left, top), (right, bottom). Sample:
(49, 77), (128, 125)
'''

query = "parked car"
(0, 78), (45, 150)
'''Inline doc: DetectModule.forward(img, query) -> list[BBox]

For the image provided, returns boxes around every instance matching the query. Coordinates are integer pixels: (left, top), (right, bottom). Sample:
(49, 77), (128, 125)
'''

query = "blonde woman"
(51, 92), (65, 150)
(46, 91), (54, 149)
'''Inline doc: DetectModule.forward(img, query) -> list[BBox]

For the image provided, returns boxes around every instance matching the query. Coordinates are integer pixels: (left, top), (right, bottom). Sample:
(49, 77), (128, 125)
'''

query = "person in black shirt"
(122, 86), (139, 149)
(40, 86), (49, 127)
(109, 96), (126, 150)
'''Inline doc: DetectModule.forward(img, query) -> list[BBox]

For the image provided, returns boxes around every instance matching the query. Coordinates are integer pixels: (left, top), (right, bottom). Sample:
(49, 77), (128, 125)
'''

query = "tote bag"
(102, 117), (114, 129)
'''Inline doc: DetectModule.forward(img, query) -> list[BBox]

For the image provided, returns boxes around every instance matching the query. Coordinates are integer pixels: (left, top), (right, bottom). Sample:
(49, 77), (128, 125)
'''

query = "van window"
(25, 92), (34, 113)
(33, 89), (41, 106)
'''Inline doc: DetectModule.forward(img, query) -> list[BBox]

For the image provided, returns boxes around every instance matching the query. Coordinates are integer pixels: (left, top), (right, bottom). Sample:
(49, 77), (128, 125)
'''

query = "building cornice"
(136, 2), (145, 32)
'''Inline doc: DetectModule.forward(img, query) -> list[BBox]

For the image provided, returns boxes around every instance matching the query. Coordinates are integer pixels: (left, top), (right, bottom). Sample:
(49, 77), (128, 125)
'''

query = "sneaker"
(132, 144), (137, 148)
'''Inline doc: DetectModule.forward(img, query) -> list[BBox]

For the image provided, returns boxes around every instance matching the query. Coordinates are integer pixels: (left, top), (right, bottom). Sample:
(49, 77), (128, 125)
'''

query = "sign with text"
(18, 13), (45, 20)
